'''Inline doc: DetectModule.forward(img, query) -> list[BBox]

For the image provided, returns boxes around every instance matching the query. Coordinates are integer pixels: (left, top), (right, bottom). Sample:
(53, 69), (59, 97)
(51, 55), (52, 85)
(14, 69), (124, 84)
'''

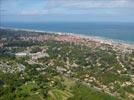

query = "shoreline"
(0, 26), (134, 49)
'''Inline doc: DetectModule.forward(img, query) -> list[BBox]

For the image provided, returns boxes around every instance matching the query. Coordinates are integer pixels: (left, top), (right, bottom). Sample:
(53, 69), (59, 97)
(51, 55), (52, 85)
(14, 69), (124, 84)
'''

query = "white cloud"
(43, 0), (132, 9)
(57, 0), (132, 9)
(1, 0), (134, 15)
(41, 0), (133, 15)
(21, 10), (48, 16)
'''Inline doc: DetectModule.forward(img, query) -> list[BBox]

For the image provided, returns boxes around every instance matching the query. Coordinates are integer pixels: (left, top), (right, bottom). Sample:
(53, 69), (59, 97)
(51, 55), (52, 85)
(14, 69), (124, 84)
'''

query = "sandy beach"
(0, 27), (134, 50)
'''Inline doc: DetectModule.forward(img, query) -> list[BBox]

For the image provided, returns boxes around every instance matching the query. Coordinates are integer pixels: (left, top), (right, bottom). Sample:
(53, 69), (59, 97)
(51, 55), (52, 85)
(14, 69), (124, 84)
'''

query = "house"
(15, 52), (27, 57)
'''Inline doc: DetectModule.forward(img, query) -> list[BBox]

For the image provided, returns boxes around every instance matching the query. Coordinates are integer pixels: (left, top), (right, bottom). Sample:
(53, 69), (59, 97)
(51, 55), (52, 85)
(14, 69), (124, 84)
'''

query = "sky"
(0, 0), (134, 22)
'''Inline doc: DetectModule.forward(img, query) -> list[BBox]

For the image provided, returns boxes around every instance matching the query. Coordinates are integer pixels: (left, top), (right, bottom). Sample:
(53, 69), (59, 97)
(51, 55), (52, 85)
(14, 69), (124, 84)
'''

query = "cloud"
(43, 0), (132, 10)
(1, 0), (134, 15)
(21, 10), (48, 16)
(1, 0), (134, 22)
(63, 0), (128, 9)
(42, 0), (133, 15)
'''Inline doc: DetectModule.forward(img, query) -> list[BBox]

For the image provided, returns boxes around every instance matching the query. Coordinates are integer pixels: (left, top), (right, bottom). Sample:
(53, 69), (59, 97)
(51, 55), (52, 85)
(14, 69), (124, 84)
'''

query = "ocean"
(0, 22), (134, 44)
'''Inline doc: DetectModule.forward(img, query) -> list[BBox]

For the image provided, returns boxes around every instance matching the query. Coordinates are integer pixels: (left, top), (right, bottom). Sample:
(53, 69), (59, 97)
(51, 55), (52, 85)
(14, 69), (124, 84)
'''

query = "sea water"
(0, 22), (134, 44)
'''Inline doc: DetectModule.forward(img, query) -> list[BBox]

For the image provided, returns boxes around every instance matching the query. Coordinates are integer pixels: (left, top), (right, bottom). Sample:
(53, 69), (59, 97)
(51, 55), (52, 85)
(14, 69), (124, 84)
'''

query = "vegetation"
(68, 83), (119, 100)
(0, 28), (134, 100)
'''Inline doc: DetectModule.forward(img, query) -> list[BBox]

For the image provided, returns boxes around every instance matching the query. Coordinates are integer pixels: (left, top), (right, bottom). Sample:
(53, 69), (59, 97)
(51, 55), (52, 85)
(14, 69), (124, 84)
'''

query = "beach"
(1, 27), (134, 50)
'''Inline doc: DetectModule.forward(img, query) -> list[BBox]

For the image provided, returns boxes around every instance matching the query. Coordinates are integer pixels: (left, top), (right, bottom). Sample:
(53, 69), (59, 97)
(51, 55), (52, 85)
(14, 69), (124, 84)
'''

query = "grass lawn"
(48, 89), (73, 100)
(62, 76), (75, 90)
(68, 83), (120, 100)
(15, 81), (39, 99)
(25, 94), (42, 100)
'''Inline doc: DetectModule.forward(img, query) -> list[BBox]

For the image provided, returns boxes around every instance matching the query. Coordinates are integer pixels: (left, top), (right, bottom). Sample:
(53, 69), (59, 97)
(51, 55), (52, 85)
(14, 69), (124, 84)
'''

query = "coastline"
(0, 26), (134, 49)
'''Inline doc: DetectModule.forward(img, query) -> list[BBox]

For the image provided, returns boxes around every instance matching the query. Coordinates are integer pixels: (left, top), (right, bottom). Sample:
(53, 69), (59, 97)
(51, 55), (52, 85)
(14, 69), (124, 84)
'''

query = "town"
(0, 28), (134, 100)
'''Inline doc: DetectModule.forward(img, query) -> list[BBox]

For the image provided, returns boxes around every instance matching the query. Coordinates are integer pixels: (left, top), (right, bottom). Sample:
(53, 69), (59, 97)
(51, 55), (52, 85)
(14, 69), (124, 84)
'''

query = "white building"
(15, 52), (27, 57)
